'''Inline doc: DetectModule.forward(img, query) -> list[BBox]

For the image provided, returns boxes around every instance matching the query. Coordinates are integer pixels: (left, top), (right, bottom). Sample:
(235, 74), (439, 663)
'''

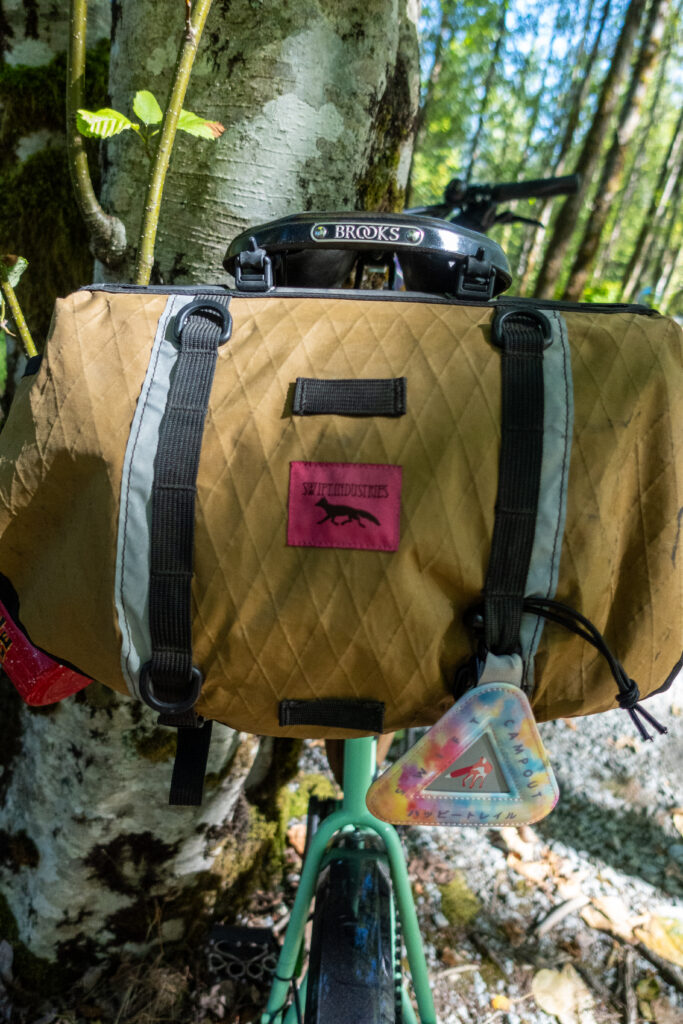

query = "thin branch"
(134, 0), (215, 285)
(66, 0), (127, 266)
(0, 278), (37, 358)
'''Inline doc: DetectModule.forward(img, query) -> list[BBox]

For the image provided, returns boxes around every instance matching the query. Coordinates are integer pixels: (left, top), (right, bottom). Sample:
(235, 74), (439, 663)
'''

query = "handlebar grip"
(489, 174), (581, 202)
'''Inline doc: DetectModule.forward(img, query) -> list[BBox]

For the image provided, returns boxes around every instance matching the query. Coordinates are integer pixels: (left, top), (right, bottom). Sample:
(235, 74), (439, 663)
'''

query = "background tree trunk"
(517, 0), (610, 291)
(622, 104), (683, 301)
(562, 0), (670, 300)
(463, 0), (508, 180)
(0, 0), (420, 995)
(532, 0), (647, 298)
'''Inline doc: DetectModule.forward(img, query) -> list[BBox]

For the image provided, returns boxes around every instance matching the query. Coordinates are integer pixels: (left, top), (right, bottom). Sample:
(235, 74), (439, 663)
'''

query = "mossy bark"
(0, 4), (111, 356)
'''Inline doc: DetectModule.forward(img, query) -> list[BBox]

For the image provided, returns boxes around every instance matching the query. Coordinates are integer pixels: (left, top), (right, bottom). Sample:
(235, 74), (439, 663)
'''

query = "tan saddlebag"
(0, 288), (680, 739)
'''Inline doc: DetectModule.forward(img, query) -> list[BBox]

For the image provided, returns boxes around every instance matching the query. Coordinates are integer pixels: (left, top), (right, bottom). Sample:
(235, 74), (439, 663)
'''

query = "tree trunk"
(0, 0), (420, 995)
(101, 0), (420, 284)
(532, 0), (648, 299)
(622, 104), (683, 301)
(517, 0), (610, 291)
(591, 12), (674, 280)
(463, 0), (508, 181)
(562, 0), (670, 300)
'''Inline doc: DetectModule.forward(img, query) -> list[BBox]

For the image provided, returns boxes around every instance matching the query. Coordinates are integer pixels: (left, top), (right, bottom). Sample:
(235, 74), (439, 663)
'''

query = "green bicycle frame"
(261, 736), (437, 1024)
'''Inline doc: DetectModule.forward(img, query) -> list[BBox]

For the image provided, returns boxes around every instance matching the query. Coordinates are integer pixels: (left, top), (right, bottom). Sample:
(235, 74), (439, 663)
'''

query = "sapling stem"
(0, 279), (37, 359)
(135, 0), (215, 285)
(67, 0), (127, 265)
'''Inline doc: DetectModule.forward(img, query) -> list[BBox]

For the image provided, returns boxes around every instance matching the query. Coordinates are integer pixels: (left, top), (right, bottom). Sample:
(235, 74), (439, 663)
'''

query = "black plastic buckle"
(455, 253), (496, 300)
(139, 663), (203, 715)
(174, 299), (232, 344)
(233, 236), (274, 292)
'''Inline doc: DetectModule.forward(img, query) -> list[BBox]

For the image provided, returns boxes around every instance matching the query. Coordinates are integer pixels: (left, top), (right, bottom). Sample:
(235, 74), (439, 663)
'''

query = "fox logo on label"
(315, 497), (380, 528)
(449, 756), (493, 789)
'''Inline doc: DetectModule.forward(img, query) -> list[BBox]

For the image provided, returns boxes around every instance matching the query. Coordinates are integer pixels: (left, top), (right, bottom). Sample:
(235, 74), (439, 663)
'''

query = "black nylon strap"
(169, 720), (214, 806)
(279, 699), (385, 733)
(483, 309), (548, 655)
(292, 377), (407, 417)
(141, 296), (231, 806)
(147, 296), (231, 705)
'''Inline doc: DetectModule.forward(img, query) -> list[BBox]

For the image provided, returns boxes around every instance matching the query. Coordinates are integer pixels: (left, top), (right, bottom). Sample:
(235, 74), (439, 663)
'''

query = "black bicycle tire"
(304, 833), (400, 1024)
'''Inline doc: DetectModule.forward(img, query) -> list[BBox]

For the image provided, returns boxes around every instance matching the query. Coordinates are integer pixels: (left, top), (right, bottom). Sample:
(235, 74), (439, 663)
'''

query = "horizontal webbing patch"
(293, 377), (406, 417)
(279, 698), (385, 733)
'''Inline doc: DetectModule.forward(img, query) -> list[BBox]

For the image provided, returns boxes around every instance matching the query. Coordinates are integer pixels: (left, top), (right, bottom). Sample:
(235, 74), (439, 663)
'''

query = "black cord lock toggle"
(462, 596), (668, 741)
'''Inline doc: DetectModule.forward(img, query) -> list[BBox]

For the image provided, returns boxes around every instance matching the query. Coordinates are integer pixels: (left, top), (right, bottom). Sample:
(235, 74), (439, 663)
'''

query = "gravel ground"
(227, 684), (683, 1024)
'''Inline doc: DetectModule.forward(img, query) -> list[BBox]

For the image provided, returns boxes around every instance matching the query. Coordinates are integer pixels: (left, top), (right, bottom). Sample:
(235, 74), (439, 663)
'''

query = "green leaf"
(133, 90), (163, 126)
(177, 109), (225, 139)
(76, 108), (137, 139)
(0, 255), (28, 288)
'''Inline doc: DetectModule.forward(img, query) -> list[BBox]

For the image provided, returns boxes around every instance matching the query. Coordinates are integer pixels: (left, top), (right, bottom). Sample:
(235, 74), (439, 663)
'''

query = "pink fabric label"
(288, 462), (402, 552)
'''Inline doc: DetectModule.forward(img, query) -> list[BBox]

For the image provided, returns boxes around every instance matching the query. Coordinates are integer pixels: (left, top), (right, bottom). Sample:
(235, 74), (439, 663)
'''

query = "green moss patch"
(439, 872), (482, 927)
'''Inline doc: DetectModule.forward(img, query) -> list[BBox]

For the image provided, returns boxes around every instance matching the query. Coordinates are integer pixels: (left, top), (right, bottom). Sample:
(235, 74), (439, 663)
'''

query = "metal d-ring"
(174, 299), (232, 345)
(138, 663), (204, 715)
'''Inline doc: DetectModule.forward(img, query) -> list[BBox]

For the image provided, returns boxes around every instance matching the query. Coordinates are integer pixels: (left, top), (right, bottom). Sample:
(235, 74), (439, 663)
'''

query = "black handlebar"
(409, 172), (582, 234)
(488, 174), (581, 202)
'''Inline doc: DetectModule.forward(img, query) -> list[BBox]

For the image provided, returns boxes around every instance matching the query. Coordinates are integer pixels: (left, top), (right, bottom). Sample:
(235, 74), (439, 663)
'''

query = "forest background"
(413, 0), (683, 313)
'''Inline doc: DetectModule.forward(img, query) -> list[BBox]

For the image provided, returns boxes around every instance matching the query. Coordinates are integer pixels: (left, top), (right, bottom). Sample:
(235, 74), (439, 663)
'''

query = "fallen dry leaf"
(614, 735), (642, 752)
(634, 910), (683, 968)
(672, 809), (683, 838)
(580, 896), (643, 943)
(531, 964), (597, 1024)
(500, 827), (539, 860)
(286, 823), (306, 857)
(507, 852), (553, 885)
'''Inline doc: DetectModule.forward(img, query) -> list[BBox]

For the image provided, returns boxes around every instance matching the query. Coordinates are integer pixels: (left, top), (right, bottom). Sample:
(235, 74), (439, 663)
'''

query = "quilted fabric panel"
(534, 310), (682, 719)
(192, 296), (502, 734)
(0, 291), (167, 690)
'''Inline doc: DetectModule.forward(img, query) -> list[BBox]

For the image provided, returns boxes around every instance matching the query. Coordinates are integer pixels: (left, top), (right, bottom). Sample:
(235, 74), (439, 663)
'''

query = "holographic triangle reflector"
(366, 683), (559, 827)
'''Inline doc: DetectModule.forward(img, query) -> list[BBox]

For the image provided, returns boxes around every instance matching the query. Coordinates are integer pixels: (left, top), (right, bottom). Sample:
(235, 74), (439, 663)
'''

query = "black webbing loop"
(279, 698), (385, 733)
(482, 309), (550, 655)
(292, 377), (407, 417)
(140, 295), (231, 805)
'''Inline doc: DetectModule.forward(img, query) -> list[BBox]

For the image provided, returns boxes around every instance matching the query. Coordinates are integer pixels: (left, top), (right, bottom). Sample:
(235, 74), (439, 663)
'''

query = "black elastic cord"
(523, 596), (667, 740)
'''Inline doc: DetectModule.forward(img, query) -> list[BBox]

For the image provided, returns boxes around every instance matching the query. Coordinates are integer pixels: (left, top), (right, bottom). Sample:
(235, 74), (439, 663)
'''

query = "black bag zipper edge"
(79, 283), (658, 316)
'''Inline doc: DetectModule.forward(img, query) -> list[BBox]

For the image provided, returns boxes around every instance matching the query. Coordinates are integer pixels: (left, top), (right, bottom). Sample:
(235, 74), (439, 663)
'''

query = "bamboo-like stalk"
(134, 0), (215, 285)
(66, 0), (127, 265)
(1, 279), (37, 358)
